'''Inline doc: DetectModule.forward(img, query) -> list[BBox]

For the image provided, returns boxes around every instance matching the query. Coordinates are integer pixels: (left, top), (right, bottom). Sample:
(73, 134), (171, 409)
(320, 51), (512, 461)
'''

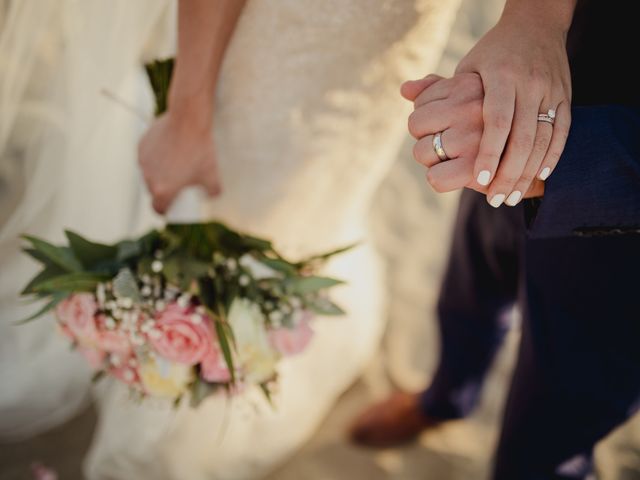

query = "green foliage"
(144, 58), (174, 116)
(65, 230), (117, 268)
(22, 235), (82, 272)
(286, 276), (344, 295)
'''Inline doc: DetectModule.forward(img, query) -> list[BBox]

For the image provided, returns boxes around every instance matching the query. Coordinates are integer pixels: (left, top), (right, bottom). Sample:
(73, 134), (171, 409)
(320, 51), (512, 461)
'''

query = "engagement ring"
(537, 109), (556, 125)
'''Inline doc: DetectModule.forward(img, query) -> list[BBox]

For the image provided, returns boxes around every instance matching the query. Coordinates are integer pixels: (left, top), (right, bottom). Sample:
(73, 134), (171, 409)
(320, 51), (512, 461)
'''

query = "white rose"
(227, 298), (279, 383)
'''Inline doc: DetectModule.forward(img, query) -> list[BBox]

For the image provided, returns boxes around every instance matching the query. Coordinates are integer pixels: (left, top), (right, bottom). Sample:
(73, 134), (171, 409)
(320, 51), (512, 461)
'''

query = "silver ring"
(537, 108), (556, 125)
(432, 132), (450, 161)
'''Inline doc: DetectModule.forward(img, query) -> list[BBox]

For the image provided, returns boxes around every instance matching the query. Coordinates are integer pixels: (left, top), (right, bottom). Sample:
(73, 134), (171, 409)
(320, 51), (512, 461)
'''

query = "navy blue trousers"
(420, 189), (640, 479)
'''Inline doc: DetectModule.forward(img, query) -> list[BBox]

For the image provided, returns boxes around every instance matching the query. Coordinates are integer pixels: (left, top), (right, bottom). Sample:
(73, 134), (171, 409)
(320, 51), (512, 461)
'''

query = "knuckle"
(518, 172), (535, 185)
(547, 149), (564, 161)
(533, 134), (551, 153)
(477, 148), (501, 163)
(407, 112), (421, 137)
(494, 173), (520, 186)
(510, 134), (535, 152)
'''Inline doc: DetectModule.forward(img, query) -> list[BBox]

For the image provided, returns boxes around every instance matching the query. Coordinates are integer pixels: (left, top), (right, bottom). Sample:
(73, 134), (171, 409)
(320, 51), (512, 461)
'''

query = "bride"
(0, 0), (462, 478)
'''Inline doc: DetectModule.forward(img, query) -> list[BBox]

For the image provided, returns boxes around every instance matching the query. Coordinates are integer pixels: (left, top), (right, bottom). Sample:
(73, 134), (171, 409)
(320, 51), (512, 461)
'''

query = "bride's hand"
(455, 0), (574, 207)
(138, 112), (221, 214)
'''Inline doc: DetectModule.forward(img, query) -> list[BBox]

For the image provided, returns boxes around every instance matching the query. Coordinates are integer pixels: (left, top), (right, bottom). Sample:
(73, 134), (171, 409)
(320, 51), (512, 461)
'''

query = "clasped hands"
(403, 70), (572, 205)
(404, 10), (572, 206)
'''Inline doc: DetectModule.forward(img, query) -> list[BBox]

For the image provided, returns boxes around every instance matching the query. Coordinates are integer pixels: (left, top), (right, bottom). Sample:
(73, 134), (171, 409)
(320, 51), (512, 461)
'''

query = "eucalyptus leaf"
(304, 296), (345, 316)
(257, 256), (297, 276)
(112, 268), (141, 301)
(286, 276), (344, 295)
(22, 235), (82, 272)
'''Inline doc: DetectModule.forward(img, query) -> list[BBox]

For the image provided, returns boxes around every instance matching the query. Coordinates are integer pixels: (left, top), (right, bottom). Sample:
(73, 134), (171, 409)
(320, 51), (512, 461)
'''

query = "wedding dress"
(0, 0), (462, 478)
(0, 0), (171, 439)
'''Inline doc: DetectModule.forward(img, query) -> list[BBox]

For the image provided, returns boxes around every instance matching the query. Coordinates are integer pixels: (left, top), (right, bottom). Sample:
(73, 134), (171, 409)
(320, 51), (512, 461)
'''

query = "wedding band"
(432, 132), (450, 161)
(537, 108), (556, 125)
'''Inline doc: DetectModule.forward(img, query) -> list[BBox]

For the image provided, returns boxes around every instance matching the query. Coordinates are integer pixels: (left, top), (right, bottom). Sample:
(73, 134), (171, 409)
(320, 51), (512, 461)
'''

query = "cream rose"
(139, 355), (193, 398)
(227, 298), (279, 384)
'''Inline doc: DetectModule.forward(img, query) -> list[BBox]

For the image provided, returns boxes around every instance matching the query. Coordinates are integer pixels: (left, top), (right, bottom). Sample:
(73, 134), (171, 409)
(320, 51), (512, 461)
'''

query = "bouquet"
(19, 59), (352, 406)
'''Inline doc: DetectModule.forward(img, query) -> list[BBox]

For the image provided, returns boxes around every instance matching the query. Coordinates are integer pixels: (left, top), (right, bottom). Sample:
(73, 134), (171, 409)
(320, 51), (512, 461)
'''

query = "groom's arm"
(526, 105), (640, 238)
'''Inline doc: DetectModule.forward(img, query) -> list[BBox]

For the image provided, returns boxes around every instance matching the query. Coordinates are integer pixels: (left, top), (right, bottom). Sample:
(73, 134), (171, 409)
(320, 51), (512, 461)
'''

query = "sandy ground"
(3, 1), (640, 479)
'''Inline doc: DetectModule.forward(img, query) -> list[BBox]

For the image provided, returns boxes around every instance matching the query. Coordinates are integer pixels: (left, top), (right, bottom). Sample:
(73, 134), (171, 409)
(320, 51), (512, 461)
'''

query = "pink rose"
(55, 293), (98, 344)
(110, 362), (140, 386)
(200, 344), (231, 383)
(94, 314), (132, 356)
(149, 304), (213, 365)
(268, 313), (314, 356)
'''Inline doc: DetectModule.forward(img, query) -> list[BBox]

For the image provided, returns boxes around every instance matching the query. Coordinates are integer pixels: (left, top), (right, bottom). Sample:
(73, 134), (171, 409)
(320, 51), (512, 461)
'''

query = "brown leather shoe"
(348, 391), (439, 448)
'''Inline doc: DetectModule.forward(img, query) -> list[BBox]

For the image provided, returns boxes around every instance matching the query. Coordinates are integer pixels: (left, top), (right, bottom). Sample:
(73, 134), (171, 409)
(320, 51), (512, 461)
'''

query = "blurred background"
(2, 0), (640, 479)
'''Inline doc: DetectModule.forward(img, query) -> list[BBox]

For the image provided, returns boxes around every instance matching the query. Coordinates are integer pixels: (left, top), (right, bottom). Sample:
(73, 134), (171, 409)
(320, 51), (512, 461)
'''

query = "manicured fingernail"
(477, 170), (491, 186)
(539, 167), (551, 180)
(506, 190), (522, 206)
(489, 193), (506, 208)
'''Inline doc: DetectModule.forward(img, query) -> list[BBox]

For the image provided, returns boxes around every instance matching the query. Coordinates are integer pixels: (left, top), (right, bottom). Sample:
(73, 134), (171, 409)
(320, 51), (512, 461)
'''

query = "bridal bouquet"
(19, 59), (351, 406)
(20, 224), (350, 405)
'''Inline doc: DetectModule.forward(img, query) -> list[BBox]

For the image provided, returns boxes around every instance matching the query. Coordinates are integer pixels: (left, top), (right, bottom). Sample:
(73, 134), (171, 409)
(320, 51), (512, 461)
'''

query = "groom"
(351, 0), (640, 479)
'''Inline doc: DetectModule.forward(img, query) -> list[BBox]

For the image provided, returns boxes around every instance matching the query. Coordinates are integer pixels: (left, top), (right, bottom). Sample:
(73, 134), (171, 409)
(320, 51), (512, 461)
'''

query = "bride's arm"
(168, 0), (246, 129)
(139, 0), (246, 214)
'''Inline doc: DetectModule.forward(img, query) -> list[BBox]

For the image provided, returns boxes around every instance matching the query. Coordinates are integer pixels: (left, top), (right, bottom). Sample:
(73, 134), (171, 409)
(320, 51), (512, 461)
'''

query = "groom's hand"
(138, 112), (221, 214)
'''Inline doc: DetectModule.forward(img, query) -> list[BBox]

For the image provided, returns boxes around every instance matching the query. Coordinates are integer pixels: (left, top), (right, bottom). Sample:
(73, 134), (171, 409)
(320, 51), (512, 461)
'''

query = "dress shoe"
(348, 391), (439, 448)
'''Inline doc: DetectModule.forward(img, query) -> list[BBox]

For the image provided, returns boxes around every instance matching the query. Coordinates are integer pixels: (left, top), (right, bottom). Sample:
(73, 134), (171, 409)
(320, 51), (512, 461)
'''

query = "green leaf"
(21, 264), (67, 295)
(286, 276), (344, 295)
(65, 230), (117, 268)
(116, 240), (141, 262)
(14, 292), (68, 325)
(189, 378), (219, 408)
(241, 234), (272, 252)
(304, 296), (346, 316)
(22, 235), (82, 272)
(144, 58), (174, 116)
(206, 305), (236, 384)
(259, 383), (275, 407)
(32, 272), (109, 293)
(116, 230), (160, 263)
(299, 242), (359, 265)
(163, 255), (211, 290)
(22, 247), (57, 267)
(257, 256), (297, 276)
